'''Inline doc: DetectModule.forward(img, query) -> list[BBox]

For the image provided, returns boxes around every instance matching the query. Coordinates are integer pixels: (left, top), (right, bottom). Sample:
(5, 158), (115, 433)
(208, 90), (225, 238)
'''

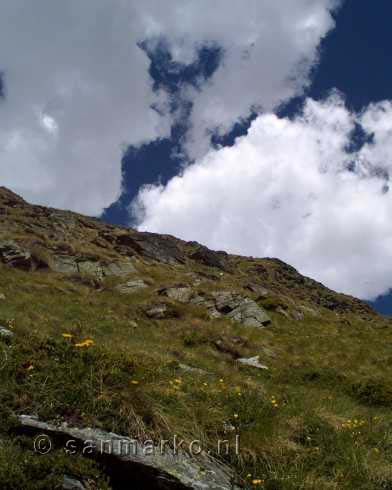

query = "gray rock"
(116, 279), (148, 294)
(51, 255), (79, 274)
(63, 475), (86, 490)
(0, 326), (14, 338)
(238, 356), (269, 370)
(161, 287), (193, 303)
(115, 232), (186, 265)
(212, 292), (271, 327)
(77, 260), (104, 279)
(190, 295), (222, 319)
(52, 257), (137, 278)
(19, 415), (238, 490)
(212, 292), (243, 312)
(227, 300), (271, 328)
(189, 291), (271, 327)
(144, 303), (169, 319)
(102, 261), (136, 276)
(190, 245), (231, 272)
(0, 240), (32, 270)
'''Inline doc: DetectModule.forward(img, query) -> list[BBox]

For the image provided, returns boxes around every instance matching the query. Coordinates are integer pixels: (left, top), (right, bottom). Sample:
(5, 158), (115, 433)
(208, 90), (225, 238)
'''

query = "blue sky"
(1, 1), (392, 312)
(101, 1), (392, 313)
(105, 0), (392, 224)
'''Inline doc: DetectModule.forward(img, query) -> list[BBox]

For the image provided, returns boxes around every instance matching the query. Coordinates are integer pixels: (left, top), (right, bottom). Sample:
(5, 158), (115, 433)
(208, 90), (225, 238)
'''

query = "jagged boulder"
(18, 415), (238, 490)
(190, 294), (222, 319)
(226, 300), (271, 328)
(187, 291), (272, 327)
(211, 292), (271, 327)
(115, 232), (186, 265)
(190, 245), (231, 272)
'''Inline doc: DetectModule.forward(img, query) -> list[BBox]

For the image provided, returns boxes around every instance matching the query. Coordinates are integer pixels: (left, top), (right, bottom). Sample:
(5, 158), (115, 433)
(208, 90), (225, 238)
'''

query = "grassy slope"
(1, 257), (392, 489)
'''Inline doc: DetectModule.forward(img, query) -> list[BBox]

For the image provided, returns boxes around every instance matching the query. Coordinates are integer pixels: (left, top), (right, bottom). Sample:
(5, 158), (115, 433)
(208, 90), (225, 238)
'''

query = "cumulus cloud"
(135, 95), (392, 300)
(0, 0), (339, 214)
(171, 0), (340, 159)
(0, 0), (171, 215)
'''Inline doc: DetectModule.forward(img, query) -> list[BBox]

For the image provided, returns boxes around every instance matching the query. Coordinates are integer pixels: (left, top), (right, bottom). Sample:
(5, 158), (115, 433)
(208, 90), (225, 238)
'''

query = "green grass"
(1, 263), (392, 489)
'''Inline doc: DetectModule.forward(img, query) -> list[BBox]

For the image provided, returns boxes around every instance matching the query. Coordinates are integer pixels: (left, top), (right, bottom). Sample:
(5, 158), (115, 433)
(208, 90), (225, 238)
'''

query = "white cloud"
(0, 0), (339, 214)
(176, 0), (340, 159)
(135, 95), (392, 300)
(0, 0), (173, 215)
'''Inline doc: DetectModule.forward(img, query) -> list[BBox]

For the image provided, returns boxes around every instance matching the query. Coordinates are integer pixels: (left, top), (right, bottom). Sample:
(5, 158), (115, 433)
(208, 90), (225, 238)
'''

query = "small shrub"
(349, 378), (392, 407)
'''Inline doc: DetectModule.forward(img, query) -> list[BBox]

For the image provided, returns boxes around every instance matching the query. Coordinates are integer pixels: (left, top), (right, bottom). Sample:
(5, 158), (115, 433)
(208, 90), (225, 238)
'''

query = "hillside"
(1, 186), (392, 489)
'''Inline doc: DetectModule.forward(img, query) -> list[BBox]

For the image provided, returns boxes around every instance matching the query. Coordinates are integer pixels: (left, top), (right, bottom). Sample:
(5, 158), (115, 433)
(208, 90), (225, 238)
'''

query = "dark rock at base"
(63, 475), (86, 490)
(18, 415), (239, 490)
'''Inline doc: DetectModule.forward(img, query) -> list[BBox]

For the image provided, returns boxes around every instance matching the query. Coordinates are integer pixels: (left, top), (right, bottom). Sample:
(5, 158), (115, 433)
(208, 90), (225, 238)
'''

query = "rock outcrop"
(18, 415), (238, 490)
(115, 279), (148, 294)
(192, 291), (272, 328)
(0, 241), (33, 270)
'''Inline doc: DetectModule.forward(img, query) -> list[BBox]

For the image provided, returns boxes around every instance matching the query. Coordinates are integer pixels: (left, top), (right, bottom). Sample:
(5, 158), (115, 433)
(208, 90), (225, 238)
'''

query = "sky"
(1, 1), (392, 312)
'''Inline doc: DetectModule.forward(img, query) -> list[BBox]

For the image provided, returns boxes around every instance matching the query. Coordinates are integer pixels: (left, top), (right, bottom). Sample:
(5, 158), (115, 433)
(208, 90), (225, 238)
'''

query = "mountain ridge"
(1, 186), (392, 489)
(0, 186), (376, 320)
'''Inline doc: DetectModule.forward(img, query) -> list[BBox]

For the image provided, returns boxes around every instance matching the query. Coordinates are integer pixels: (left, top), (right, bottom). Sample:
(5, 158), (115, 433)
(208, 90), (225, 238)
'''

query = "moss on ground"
(1, 261), (392, 489)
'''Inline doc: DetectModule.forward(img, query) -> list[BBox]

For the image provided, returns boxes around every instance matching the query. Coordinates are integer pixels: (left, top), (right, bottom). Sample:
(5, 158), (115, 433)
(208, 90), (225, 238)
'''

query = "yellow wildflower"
(74, 338), (94, 348)
(62, 333), (73, 339)
(131, 380), (140, 385)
